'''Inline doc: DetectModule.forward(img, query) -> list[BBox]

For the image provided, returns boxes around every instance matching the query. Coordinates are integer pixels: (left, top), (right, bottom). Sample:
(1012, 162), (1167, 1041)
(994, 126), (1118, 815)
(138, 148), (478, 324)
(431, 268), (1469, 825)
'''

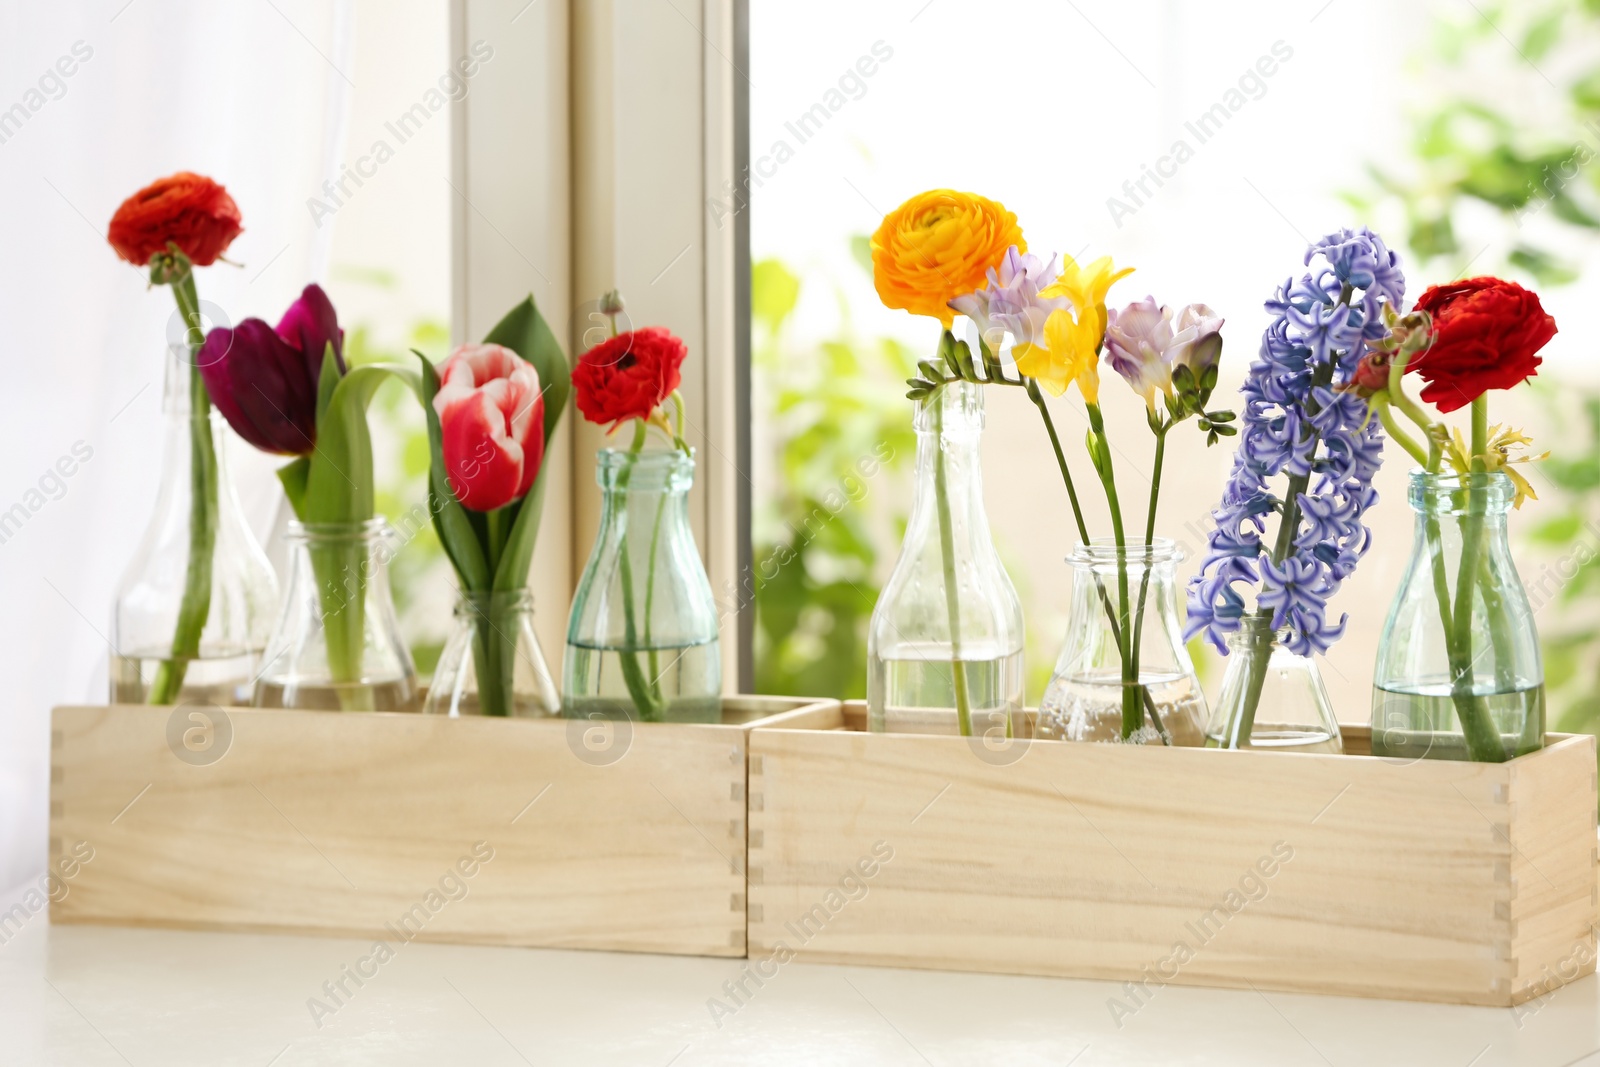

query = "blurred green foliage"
(1353, 0), (1600, 285)
(750, 253), (915, 698)
(1523, 390), (1600, 741)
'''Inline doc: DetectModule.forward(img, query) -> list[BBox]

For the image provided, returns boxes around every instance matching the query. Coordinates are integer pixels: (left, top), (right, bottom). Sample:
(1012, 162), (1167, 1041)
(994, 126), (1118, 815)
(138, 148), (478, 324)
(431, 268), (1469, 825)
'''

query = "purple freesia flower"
(199, 284), (345, 456)
(948, 246), (1068, 354)
(1103, 296), (1175, 409)
(1170, 303), (1225, 378)
(1186, 228), (1401, 657)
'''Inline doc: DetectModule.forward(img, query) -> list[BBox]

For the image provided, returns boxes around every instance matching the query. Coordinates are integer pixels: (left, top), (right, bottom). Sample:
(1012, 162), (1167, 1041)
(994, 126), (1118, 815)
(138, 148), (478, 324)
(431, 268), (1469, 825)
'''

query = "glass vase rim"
(913, 379), (984, 432)
(596, 446), (697, 468)
(1405, 468), (1515, 509)
(284, 517), (393, 544)
(1227, 614), (1293, 647)
(1068, 537), (1182, 565)
(451, 588), (536, 616)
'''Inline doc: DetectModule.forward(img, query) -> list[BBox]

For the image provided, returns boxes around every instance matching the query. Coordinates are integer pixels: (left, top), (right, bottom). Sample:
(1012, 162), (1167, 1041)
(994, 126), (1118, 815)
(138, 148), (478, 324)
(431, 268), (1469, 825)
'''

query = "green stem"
(1086, 403), (1138, 739)
(148, 274), (217, 706)
(1229, 621), (1275, 749)
(930, 392), (973, 737)
(642, 490), (669, 705)
(1374, 396), (1431, 468)
(1028, 379), (1125, 651)
(1448, 396), (1506, 762)
(1130, 424), (1169, 743)
(467, 600), (516, 717)
(615, 420), (662, 721)
(1026, 378), (1091, 547)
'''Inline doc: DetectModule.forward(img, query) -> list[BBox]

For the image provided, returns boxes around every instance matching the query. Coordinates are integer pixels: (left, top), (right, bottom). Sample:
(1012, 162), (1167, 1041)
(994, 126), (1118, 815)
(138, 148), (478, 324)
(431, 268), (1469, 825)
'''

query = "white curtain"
(0, 0), (352, 892)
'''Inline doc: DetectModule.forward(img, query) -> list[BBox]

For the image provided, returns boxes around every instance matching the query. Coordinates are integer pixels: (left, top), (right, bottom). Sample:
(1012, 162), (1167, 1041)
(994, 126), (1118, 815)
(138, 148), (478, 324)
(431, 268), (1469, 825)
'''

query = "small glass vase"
(112, 344), (279, 706)
(1037, 538), (1207, 745)
(1371, 470), (1543, 762)
(563, 448), (722, 723)
(254, 519), (419, 711)
(867, 382), (1025, 736)
(1206, 617), (1342, 752)
(424, 590), (559, 717)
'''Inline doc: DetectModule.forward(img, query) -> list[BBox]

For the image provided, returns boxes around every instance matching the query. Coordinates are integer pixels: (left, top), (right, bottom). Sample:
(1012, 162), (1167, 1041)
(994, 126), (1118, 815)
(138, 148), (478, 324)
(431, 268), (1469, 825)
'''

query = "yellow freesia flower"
(1013, 254), (1134, 400)
(870, 189), (1024, 327)
(1442, 424), (1549, 509)
(1040, 255), (1135, 327)
(1020, 307), (1104, 401)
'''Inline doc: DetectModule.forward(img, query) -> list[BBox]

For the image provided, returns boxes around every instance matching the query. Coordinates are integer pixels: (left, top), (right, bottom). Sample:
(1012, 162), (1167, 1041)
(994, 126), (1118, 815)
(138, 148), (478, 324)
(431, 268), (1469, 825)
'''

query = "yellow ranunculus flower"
(871, 189), (1024, 327)
(1014, 254), (1134, 400)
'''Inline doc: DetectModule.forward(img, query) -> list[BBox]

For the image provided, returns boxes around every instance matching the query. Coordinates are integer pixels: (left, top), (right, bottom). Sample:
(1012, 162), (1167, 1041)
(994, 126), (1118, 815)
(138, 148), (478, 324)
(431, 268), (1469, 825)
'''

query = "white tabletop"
(2, 909), (1598, 1066)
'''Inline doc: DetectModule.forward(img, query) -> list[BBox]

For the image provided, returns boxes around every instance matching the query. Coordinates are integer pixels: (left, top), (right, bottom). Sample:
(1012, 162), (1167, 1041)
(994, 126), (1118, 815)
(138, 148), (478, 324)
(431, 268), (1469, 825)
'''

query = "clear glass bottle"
(1037, 538), (1207, 745)
(1371, 471), (1543, 762)
(867, 382), (1025, 736)
(254, 519), (419, 711)
(424, 590), (559, 717)
(112, 344), (279, 706)
(563, 449), (722, 723)
(1206, 616), (1342, 752)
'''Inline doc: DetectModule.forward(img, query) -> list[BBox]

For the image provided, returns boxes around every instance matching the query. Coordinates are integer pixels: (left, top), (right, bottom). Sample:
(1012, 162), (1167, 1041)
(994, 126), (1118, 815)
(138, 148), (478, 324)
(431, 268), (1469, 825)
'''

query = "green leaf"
(315, 341), (340, 431)
(1529, 512), (1582, 544)
(752, 258), (801, 333)
(415, 352), (491, 591)
(1522, 10), (1563, 60)
(482, 295), (570, 447)
(303, 361), (422, 525)
(492, 471), (549, 592)
(1508, 245), (1580, 286)
(276, 456), (312, 523)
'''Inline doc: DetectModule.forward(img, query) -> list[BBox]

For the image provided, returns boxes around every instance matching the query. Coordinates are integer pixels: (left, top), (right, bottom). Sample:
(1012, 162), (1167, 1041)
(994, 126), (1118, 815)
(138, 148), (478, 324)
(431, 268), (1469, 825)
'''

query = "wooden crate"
(50, 695), (835, 957)
(746, 701), (1599, 1006)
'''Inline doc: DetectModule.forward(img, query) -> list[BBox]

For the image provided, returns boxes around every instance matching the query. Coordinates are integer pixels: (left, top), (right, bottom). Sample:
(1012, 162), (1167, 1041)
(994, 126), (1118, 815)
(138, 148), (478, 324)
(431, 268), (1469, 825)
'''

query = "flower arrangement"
(1186, 228), (1403, 744)
(878, 189), (1234, 741)
(567, 292), (697, 722)
(201, 285), (422, 707)
(416, 297), (570, 716)
(1357, 276), (1557, 761)
(107, 172), (243, 704)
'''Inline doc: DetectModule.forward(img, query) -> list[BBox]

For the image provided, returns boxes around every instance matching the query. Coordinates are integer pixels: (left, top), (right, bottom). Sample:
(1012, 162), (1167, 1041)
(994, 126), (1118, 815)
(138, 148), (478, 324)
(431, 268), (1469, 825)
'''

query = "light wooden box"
(746, 701), (1599, 1006)
(50, 696), (835, 957)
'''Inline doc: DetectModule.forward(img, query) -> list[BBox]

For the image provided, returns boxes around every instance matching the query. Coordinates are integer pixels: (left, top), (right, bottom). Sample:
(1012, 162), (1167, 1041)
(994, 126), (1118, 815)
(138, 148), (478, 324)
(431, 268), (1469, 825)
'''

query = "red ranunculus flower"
(1406, 277), (1557, 413)
(108, 172), (243, 267)
(572, 327), (686, 430)
(432, 343), (546, 512)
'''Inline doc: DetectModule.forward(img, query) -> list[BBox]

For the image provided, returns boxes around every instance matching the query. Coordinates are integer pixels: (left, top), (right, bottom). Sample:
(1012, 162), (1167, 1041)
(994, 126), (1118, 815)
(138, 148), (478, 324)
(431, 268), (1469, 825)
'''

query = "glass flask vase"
(1037, 538), (1207, 745)
(112, 344), (279, 706)
(563, 448), (722, 723)
(1207, 617), (1342, 752)
(1371, 471), (1543, 762)
(867, 382), (1025, 736)
(424, 590), (559, 717)
(254, 519), (419, 711)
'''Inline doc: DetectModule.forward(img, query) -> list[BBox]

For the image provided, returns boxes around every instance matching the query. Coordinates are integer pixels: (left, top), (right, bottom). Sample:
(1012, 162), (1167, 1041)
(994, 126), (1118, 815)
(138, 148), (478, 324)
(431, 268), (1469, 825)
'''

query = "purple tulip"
(199, 284), (345, 456)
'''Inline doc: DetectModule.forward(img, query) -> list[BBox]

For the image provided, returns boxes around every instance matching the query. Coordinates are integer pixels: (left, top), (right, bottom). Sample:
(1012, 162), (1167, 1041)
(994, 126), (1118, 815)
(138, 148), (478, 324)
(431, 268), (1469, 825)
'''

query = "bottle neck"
(148, 345), (235, 516)
(906, 383), (990, 546)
